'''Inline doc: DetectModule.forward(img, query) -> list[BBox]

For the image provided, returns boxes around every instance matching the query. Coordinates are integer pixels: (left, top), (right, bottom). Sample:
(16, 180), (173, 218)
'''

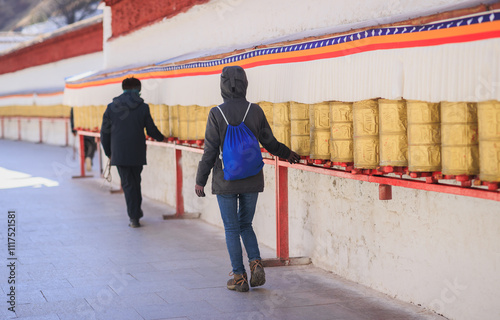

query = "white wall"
(0, 52), (103, 106)
(104, 0), (495, 69)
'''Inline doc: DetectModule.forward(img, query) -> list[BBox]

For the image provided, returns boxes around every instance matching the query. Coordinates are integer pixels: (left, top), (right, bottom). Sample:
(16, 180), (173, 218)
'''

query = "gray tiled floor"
(0, 140), (446, 320)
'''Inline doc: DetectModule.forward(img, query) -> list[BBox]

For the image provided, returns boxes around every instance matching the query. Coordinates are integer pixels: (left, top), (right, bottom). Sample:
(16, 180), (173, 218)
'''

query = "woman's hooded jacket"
(196, 66), (291, 194)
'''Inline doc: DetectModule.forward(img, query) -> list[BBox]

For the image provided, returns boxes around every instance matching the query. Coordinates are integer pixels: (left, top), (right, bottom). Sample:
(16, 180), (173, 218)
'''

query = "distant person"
(195, 66), (300, 292)
(101, 77), (167, 228)
(70, 107), (97, 172)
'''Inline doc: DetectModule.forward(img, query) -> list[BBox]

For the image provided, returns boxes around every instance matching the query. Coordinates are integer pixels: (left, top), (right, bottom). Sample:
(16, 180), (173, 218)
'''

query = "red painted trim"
(276, 157), (289, 260)
(107, 0), (210, 39)
(175, 149), (185, 216)
(79, 134), (86, 177)
(0, 23), (102, 75)
(65, 119), (69, 147)
(39, 118), (43, 143)
(270, 160), (500, 202)
(68, 26), (500, 90)
(75, 132), (500, 203)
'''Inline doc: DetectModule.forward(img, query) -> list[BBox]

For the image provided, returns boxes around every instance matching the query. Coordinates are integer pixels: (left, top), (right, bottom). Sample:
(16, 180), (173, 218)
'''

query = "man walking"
(195, 66), (300, 291)
(101, 77), (166, 228)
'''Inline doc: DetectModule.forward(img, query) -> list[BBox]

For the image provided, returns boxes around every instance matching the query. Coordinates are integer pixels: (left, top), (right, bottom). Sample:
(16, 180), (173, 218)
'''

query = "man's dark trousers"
(117, 165), (143, 220)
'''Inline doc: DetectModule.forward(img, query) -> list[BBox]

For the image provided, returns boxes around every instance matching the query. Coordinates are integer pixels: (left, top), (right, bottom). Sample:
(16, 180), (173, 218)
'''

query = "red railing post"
(79, 133), (85, 177)
(65, 118), (69, 146)
(39, 118), (43, 143)
(379, 184), (392, 200)
(18, 118), (21, 141)
(275, 157), (289, 261)
(96, 138), (103, 175)
(175, 148), (185, 216)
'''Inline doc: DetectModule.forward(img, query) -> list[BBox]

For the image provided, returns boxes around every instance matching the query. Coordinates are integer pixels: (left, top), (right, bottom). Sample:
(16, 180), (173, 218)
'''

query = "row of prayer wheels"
(259, 100), (500, 183)
(67, 100), (500, 182)
(73, 105), (107, 131)
(72, 104), (212, 141)
(167, 105), (211, 141)
(0, 105), (70, 118)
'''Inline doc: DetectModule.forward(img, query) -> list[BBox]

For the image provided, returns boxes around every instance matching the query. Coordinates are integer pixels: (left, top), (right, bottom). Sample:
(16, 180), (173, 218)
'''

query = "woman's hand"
(195, 184), (206, 197)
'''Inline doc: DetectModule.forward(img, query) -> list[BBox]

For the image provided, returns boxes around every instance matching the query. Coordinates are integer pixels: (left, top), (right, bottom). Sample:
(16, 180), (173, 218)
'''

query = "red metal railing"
(0, 116), (70, 146)
(72, 131), (499, 265)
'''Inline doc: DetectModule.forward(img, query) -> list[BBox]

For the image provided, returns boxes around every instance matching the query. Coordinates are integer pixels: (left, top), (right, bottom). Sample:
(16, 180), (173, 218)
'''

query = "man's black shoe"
(129, 219), (141, 228)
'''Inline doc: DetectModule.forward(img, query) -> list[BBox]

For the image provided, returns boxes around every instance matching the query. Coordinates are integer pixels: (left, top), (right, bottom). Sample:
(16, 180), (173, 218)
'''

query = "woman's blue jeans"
(216, 193), (261, 275)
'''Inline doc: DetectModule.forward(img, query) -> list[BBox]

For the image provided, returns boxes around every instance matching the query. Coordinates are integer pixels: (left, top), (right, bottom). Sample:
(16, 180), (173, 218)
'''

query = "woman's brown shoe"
(250, 259), (266, 287)
(227, 272), (249, 292)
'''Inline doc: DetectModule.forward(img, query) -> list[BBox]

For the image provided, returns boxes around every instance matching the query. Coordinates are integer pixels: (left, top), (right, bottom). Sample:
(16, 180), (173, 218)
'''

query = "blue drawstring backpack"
(217, 102), (264, 181)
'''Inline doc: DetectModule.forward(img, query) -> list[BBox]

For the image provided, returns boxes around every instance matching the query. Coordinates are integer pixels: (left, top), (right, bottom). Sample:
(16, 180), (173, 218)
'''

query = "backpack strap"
(217, 102), (252, 125)
(216, 105), (226, 169)
(242, 102), (252, 122)
(216, 105), (229, 125)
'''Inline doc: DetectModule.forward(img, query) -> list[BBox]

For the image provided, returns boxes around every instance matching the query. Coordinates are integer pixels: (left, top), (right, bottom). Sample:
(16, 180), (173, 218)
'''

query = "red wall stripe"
(0, 23), (103, 75)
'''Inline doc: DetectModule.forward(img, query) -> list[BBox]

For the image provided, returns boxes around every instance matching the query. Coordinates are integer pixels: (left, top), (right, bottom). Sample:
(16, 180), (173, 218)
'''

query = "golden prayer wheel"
(52, 105), (59, 117)
(17, 106), (24, 117)
(177, 105), (189, 141)
(73, 107), (81, 128)
(159, 104), (170, 137)
(81, 106), (89, 130)
(62, 105), (71, 118)
(92, 105), (100, 130)
(258, 101), (274, 149)
(440, 102), (479, 176)
(378, 99), (408, 167)
(353, 99), (379, 169)
(84, 106), (90, 129)
(169, 105), (179, 138)
(149, 105), (157, 123)
(330, 102), (353, 163)
(186, 105), (198, 140)
(39, 106), (47, 117)
(154, 104), (161, 124)
(95, 105), (103, 130)
(30, 105), (38, 117)
(290, 102), (310, 156)
(407, 100), (441, 172)
(273, 102), (291, 148)
(87, 105), (93, 130)
(84, 106), (91, 129)
(478, 100), (500, 182)
(258, 101), (274, 128)
(195, 105), (210, 140)
(310, 102), (330, 159)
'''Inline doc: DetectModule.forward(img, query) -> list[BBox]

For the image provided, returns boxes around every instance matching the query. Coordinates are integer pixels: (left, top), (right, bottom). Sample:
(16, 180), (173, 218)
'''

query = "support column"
(379, 184), (392, 200)
(175, 149), (184, 216)
(276, 157), (289, 261)
(65, 118), (69, 146)
(39, 118), (43, 143)
(263, 157), (311, 267)
(72, 132), (93, 179)
(163, 146), (199, 220)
